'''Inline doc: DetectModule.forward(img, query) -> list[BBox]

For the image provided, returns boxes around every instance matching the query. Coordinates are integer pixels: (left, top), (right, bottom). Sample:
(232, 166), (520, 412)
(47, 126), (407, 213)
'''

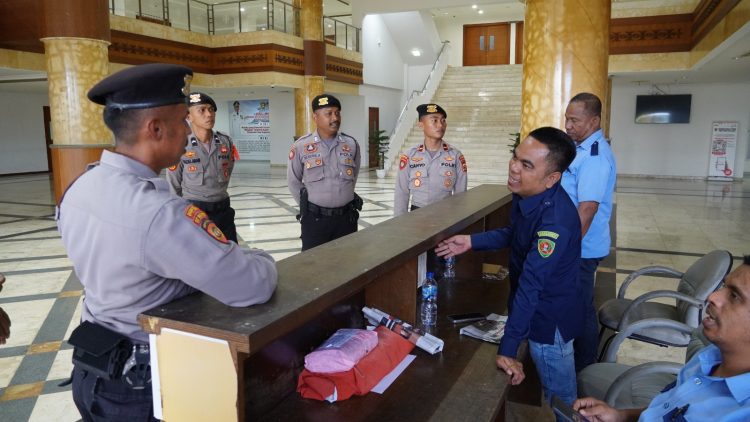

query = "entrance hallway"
(0, 163), (748, 421)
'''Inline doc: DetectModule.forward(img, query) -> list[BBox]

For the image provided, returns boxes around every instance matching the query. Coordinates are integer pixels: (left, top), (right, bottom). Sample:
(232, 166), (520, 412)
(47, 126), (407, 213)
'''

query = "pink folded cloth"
(304, 328), (379, 374)
(297, 326), (416, 402)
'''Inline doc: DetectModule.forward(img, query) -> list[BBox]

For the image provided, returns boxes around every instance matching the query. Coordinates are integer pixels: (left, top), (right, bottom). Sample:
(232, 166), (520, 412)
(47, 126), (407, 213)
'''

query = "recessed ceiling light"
(478, 10), (484, 14)
(472, 4), (478, 9)
(262, 6), (266, 10)
(240, 7), (245, 12)
(411, 48), (422, 57)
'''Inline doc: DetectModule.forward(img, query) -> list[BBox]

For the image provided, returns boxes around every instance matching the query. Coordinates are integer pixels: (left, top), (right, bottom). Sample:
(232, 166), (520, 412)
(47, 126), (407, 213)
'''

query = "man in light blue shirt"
(562, 92), (617, 372)
(574, 257), (750, 421)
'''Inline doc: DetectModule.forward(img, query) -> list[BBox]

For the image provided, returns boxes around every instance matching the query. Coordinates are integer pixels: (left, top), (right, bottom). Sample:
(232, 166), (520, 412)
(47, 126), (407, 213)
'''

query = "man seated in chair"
(574, 255), (750, 421)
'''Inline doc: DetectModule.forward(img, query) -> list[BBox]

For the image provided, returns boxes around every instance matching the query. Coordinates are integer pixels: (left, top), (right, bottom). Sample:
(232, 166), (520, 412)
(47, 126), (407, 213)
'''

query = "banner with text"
(229, 99), (270, 160)
(708, 121), (738, 180)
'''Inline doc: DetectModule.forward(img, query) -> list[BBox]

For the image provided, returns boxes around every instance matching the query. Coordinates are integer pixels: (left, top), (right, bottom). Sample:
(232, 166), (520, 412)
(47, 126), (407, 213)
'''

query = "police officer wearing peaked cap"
(167, 91), (239, 243)
(394, 103), (467, 217)
(287, 94), (362, 251)
(57, 63), (277, 421)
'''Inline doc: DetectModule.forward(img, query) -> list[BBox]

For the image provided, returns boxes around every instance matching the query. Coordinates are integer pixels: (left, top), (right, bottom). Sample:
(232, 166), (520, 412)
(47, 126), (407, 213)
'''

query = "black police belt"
(307, 195), (362, 217)
(68, 321), (151, 389)
(188, 197), (230, 213)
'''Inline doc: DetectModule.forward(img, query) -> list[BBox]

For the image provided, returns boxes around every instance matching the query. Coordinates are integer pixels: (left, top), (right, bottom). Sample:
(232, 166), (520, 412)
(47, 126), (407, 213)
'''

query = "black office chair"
(597, 249), (731, 359)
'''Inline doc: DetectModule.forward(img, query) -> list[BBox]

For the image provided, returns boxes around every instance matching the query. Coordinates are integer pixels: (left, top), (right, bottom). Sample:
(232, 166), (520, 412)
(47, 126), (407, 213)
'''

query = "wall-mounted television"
(635, 94), (692, 124)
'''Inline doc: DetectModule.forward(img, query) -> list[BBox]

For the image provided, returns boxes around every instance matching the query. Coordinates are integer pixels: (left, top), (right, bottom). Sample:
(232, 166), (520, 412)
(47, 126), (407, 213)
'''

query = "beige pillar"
(40, 0), (112, 202)
(294, 0), (325, 138)
(520, 0), (611, 138)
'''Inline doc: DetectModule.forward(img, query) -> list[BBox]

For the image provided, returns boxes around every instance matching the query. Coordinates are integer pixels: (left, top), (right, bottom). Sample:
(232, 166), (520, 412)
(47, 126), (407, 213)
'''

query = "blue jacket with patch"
(471, 183), (583, 357)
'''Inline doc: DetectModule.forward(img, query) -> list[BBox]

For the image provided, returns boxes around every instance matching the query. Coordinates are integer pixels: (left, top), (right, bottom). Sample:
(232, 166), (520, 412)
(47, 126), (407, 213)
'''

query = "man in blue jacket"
(436, 126), (583, 412)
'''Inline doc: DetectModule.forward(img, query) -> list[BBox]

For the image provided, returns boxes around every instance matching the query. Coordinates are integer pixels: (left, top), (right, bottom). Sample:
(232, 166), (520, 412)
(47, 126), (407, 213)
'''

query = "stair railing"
(383, 41), (451, 174)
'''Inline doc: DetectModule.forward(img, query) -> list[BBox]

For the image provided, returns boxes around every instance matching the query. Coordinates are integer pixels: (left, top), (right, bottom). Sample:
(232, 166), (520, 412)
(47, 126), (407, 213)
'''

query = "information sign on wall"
(708, 121), (738, 180)
(228, 99), (270, 160)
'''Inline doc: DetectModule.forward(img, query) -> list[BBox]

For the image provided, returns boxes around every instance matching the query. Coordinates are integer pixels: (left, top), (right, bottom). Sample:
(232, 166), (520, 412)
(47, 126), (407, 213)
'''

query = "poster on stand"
(707, 121), (738, 180)
(228, 99), (270, 160)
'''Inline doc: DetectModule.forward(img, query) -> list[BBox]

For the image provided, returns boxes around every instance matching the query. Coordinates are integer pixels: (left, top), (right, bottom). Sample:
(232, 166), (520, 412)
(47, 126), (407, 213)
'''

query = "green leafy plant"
(508, 132), (521, 152)
(369, 129), (390, 169)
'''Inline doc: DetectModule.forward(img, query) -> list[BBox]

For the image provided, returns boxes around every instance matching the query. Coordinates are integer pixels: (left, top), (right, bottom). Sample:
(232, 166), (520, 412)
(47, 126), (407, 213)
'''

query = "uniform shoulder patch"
(185, 205), (229, 244)
(536, 230), (559, 240)
(459, 154), (467, 172)
(168, 165), (177, 171)
(537, 238), (556, 258)
(399, 154), (408, 170)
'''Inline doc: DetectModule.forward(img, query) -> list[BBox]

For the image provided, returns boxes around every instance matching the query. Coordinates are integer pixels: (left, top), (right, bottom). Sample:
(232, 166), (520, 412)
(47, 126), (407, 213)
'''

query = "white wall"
(0, 91), (49, 175)
(362, 14), (405, 90)
(213, 91), (295, 166)
(610, 82), (750, 178)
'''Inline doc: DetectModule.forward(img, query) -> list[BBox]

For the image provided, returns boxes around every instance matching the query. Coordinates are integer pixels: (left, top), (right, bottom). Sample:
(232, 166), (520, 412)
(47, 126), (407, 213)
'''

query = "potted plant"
(508, 132), (521, 152)
(369, 129), (390, 178)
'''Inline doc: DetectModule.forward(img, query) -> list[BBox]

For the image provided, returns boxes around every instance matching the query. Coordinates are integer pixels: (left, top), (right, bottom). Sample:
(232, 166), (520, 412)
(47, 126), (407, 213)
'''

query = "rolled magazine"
(362, 307), (444, 354)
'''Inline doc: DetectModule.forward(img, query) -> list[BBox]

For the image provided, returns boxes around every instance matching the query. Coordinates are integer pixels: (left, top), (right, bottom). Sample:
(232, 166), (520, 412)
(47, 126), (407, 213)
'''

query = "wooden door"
(368, 107), (380, 168)
(515, 22), (524, 64)
(463, 23), (511, 66)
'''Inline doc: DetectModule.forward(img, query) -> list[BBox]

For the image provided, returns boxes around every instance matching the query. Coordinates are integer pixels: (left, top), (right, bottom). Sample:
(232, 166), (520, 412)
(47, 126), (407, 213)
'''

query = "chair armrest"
(604, 361), (682, 407)
(619, 290), (704, 328)
(618, 266), (683, 299)
(602, 318), (694, 363)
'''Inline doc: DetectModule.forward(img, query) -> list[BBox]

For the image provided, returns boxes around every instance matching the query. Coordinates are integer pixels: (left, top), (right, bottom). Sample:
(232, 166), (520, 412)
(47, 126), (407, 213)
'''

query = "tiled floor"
(0, 163), (748, 421)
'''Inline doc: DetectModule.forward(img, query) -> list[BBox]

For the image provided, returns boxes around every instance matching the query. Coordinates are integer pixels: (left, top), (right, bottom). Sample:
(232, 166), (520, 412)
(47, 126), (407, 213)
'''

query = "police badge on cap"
(417, 103), (447, 119)
(188, 92), (217, 111)
(87, 63), (193, 110)
(312, 94), (341, 111)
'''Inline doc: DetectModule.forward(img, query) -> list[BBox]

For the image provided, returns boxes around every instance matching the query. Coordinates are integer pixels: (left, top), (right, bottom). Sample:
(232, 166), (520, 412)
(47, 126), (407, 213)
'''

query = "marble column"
(520, 0), (610, 138)
(40, 0), (111, 203)
(294, 0), (325, 138)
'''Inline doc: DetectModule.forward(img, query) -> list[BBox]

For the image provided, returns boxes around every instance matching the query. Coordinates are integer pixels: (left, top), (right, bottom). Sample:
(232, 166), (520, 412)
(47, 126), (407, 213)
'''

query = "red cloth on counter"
(297, 326), (415, 402)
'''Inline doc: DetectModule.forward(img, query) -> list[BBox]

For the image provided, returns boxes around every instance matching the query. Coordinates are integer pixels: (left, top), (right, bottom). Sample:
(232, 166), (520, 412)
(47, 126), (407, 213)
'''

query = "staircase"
(390, 65), (522, 186)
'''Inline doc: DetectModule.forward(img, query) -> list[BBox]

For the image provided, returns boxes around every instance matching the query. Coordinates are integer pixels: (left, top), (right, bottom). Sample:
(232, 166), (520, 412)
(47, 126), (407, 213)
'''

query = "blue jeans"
(574, 257), (602, 372)
(529, 328), (577, 422)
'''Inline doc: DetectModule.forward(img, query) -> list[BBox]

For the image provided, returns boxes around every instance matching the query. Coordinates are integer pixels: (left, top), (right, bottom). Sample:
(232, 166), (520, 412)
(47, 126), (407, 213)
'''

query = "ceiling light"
(472, 4), (477, 9)
(411, 48), (422, 57)
(262, 6), (267, 10)
(240, 7), (245, 12)
(327, 24), (332, 28)
(478, 10), (484, 14)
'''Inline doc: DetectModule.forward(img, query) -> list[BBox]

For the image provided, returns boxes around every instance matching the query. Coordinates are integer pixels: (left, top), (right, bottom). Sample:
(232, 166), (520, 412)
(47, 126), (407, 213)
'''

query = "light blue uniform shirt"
(639, 344), (750, 421)
(561, 129), (616, 259)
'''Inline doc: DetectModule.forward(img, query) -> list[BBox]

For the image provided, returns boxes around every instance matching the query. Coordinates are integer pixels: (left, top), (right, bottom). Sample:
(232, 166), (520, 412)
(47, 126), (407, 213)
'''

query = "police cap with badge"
(312, 94), (341, 111)
(88, 63), (193, 110)
(417, 103), (447, 119)
(188, 92), (217, 111)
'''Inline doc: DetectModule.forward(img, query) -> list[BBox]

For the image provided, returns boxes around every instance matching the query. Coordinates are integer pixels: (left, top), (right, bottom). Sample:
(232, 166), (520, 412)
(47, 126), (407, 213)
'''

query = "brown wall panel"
(326, 55), (363, 85)
(610, 14), (693, 54)
(109, 30), (212, 73)
(0, 0), (44, 53)
(41, 0), (109, 40)
(303, 40), (325, 76)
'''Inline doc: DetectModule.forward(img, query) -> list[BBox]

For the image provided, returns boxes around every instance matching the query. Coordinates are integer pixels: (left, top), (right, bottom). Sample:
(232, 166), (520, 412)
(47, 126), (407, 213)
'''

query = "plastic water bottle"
(421, 272), (438, 326)
(443, 256), (456, 279)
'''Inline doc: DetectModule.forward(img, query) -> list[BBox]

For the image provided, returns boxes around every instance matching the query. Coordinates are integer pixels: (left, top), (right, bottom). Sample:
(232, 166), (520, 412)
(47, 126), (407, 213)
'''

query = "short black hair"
(744, 255), (750, 266)
(527, 126), (576, 173)
(570, 92), (602, 118)
(103, 107), (144, 144)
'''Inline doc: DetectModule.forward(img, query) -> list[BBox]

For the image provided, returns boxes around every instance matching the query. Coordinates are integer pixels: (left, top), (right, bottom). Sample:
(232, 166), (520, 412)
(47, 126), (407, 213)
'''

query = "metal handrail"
(384, 41), (451, 172)
(323, 16), (361, 52)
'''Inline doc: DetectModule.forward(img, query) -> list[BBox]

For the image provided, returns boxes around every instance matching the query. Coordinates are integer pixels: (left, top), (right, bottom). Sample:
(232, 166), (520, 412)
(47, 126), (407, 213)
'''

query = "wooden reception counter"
(139, 184), (530, 421)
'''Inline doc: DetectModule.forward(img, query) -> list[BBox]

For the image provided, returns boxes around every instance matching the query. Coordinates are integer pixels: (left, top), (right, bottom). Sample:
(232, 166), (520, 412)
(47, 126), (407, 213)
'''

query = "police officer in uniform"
(167, 92), (239, 243)
(287, 94), (362, 251)
(57, 64), (277, 421)
(436, 127), (582, 417)
(394, 103), (468, 216)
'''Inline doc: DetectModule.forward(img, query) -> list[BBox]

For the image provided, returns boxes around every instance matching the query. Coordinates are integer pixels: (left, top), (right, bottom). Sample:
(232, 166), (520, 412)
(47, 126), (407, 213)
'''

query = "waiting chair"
(597, 249), (731, 358)
(578, 319), (710, 408)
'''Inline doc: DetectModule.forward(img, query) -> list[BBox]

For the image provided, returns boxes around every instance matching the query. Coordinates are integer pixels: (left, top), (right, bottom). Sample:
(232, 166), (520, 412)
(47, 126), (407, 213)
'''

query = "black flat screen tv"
(635, 94), (691, 124)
